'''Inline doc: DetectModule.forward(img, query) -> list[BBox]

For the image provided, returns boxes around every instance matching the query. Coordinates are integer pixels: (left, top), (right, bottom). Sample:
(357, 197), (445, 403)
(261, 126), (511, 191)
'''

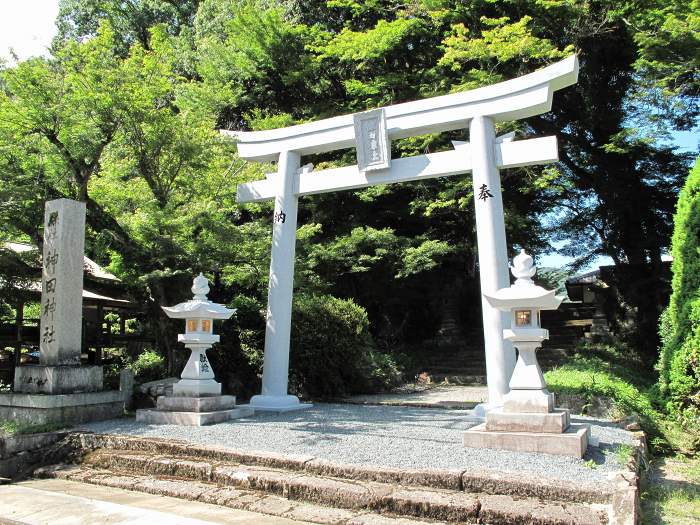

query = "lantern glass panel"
(187, 319), (198, 332)
(201, 319), (212, 333)
(515, 309), (531, 327)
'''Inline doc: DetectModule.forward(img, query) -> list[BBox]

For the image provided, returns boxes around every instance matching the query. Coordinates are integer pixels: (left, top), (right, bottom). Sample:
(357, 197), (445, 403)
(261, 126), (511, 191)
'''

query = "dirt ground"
(641, 456), (700, 524)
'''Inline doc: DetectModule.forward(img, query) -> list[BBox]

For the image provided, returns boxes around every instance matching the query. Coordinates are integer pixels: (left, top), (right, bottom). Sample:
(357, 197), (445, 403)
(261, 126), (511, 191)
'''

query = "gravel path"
(78, 403), (634, 483)
(345, 384), (488, 408)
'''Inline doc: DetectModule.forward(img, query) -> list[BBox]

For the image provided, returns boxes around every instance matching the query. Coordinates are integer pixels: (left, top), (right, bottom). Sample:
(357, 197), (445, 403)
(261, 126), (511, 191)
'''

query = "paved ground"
(345, 384), (488, 408)
(78, 402), (634, 483)
(0, 479), (309, 525)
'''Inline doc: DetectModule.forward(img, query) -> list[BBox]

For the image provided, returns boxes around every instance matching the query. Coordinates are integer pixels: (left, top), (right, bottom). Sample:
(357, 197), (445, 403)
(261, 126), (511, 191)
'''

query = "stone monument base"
(0, 370), (131, 427)
(0, 390), (125, 426)
(136, 395), (254, 426)
(464, 422), (589, 457)
(14, 365), (103, 394)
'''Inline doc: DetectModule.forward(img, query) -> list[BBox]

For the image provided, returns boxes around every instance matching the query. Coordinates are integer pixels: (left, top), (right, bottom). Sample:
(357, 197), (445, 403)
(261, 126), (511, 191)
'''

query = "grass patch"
(0, 420), (67, 437)
(544, 349), (699, 454)
(613, 443), (635, 465)
(545, 354), (663, 432)
(545, 347), (700, 522)
(583, 459), (598, 469)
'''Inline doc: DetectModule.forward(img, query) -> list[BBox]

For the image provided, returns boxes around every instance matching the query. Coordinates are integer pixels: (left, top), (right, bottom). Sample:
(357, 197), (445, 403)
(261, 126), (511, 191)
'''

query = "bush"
(289, 293), (403, 399)
(656, 158), (700, 416)
(129, 349), (166, 384)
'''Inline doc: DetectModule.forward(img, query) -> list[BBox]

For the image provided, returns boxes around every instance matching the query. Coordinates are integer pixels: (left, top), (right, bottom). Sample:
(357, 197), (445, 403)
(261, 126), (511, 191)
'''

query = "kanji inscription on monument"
(39, 199), (86, 366)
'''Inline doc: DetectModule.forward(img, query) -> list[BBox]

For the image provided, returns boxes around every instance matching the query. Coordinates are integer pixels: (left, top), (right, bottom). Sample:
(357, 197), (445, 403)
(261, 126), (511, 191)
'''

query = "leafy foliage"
(288, 294), (402, 398)
(656, 159), (700, 417)
(129, 349), (166, 383)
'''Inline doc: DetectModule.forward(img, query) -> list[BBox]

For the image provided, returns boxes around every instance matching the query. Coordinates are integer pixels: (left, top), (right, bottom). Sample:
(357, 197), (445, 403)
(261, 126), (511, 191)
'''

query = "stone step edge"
(35, 463), (610, 525)
(69, 431), (614, 504)
(33, 464), (436, 525)
(84, 448), (613, 523)
(85, 450), (611, 525)
(83, 448), (611, 523)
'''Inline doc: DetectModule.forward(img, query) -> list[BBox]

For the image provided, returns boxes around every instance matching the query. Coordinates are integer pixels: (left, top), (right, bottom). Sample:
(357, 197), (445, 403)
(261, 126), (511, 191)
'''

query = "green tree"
(207, 0), (693, 358)
(0, 21), (270, 376)
(657, 159), (700, 416)
(54, 0), (201, 54)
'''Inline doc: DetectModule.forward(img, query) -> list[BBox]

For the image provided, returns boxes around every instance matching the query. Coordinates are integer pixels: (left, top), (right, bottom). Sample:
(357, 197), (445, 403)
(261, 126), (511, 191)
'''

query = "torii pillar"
(250, 151), (311, 411)
(470, 115), (514, 414)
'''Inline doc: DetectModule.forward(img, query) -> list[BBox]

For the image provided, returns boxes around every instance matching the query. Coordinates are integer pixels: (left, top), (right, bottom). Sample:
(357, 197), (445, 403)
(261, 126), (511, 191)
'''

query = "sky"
(0, 0), (697, 270)
(0, 1), (60, 64)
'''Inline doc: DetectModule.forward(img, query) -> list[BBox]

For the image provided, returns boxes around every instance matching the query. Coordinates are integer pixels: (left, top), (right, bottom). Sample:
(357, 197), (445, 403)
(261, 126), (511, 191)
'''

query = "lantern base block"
(172, 379), (221, 397)
(156, 394), (236, 413)
(463, 422), (589, 458)
(249, 394), (312, 412)
(136, 393), (254, 426)
(136, 405), (254, 426)
(485, 408), (570, 433)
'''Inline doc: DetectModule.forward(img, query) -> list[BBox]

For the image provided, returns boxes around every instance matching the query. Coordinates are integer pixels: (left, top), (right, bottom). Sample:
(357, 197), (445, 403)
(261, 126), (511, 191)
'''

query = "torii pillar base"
(249, 394), (312, 413)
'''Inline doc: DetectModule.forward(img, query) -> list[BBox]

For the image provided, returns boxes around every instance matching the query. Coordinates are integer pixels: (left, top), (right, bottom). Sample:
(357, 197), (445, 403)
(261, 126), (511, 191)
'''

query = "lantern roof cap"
(161, 273), (236, 320)
(483, 250), (563, 311)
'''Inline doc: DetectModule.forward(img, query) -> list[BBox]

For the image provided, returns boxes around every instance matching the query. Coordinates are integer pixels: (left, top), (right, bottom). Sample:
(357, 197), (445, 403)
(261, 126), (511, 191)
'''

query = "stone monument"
(0, 199), (127, 425)
(462, 250), (590, 457)
(15, 199), (101, 393)
(136, 274), (254, 425)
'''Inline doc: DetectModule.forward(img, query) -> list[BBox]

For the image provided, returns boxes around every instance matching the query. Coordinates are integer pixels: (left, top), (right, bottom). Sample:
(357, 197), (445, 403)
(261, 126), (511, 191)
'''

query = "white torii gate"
(222, 55), (579, 413)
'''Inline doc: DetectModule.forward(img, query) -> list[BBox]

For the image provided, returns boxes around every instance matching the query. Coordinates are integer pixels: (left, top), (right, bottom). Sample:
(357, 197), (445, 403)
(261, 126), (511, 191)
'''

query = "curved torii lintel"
(220, 55), (578, 162)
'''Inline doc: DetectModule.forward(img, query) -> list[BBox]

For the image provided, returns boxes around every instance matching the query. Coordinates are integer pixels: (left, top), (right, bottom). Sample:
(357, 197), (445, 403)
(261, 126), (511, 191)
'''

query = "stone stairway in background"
(539, 303), (596, 371)
(418, 302), (595, 384)
(418, 326), (487, 385)
(32, 433), (616, 525)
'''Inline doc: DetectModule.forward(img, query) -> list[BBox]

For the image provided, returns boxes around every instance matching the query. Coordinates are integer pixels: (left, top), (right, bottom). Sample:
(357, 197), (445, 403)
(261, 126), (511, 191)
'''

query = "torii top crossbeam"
(222, 55), (577, 162)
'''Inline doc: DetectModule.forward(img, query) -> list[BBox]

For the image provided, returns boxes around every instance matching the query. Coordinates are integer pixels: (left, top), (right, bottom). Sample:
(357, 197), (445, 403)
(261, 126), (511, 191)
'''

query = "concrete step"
(0, 478), (309, 524)
(96, 434), (617, 500)
(27, 433), (627, 523)
(35, 453), (610, 525)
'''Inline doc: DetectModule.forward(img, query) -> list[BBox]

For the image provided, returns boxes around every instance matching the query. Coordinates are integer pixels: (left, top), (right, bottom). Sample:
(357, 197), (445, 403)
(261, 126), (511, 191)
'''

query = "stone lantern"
(489, 249), (561, 414)
(163, 273), (233, 397)
(136, 274), (254, 425)
(463, 250), (590, 457)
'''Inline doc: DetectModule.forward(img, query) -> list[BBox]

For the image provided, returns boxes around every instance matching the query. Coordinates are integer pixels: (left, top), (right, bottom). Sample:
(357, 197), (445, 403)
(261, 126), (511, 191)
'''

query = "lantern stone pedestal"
(463, 251), (590, 458)
(136, 274), (254, 426)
